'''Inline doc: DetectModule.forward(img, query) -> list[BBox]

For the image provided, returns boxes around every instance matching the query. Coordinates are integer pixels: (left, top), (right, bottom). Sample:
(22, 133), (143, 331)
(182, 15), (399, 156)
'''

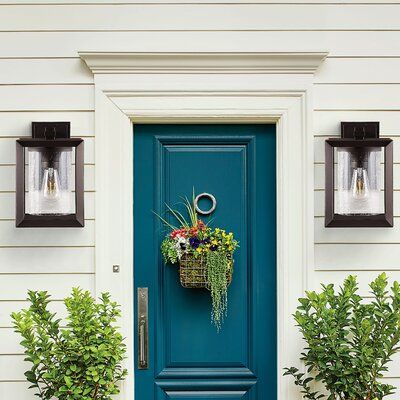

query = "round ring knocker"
(194, 193), (217, 215)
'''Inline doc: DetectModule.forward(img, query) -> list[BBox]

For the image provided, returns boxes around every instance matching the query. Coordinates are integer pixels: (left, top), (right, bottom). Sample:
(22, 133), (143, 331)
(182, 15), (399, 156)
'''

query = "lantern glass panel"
(335, 146), (384, 215)
(26, 146), (75, 215)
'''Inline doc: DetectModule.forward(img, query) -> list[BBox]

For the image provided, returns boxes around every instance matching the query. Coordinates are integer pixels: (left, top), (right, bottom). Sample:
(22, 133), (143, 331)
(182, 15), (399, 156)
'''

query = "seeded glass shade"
(336, 147), (383, 216)
(325, 138), (393, 228)
(16, 138), (84, 228)
(27, 147), (75, 215)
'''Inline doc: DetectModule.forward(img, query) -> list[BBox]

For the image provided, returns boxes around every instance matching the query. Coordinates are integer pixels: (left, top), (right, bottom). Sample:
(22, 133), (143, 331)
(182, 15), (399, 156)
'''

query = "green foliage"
(11, 288), (127, 400)
(161, 238), (179, 264)
(206, 251), (230, 330)
(285, 273), (400, 400)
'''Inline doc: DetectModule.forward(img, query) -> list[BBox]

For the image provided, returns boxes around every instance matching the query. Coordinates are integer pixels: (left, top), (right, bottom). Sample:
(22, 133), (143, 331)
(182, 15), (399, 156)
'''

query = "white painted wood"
(314, 163), (400, 190)
(0, 220), (94, 247)
(0, 85), (93, 111)
(1, 0), (399, 4)
(0, 300), (66, 328)
(0, 192), (95, 220)
(315, 84), (400, 110)
(315, 244), (400, 271)
(81, 52), (327, 74)
(3, 32), (400, 58)
(0, 137), (94, 164)
(315, 191), (400, 217)
(0, 382), (36, 399)
(0, 355), (26, 381)
(0, 274), (94, 301)
(315, 58), (400, 84)
(3, 4), (400, 31)
(315, 218), (400, 244)
(0, 58), (93, 84)
(0, 246), (94, 273)
(0, 328), (24, 355)
(0, 111), (94, 138)
(0, 164), (95, 191)
(312, 270), (400, 297)
(314, 110), (400, 136)
(86, 50), (319, 400)
(97, 72), (314, 93)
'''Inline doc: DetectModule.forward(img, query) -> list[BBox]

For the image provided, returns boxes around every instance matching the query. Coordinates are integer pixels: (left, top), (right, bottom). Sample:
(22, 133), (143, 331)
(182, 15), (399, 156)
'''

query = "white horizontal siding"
(0, 274), (94, 301)
(315, 110), (400, 136)
(0, 58), (93, 84)
(3, 32), (400, 57)
(1, 1), (400, 399)
(315, 58), (400, 84)
(1, 4), (400, 31)
(0, 85), (93, 111)
(0, 111), (94, 137)
(0, 247), (94, 273)
(0, 300), (66, 328)
(0, 220), (94, 247)
(315, 244), (400, 271)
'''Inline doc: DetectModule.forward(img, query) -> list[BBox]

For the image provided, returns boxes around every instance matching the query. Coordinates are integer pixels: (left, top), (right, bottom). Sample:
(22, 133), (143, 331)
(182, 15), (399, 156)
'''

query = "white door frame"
(80, 51), (327, 400)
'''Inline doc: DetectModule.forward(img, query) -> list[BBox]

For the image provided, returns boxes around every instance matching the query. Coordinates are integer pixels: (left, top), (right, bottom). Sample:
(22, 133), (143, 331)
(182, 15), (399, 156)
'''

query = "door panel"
(134, 124), (276, 400)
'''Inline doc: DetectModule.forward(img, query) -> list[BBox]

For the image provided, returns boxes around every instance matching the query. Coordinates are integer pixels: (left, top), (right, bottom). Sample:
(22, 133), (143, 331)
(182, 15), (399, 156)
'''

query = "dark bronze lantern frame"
(16, 122), (84, 227)
(325, 122), (393, 228)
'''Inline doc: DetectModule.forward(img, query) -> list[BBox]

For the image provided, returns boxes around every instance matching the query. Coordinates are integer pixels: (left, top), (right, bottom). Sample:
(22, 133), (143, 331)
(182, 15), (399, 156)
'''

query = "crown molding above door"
(79, 51), (328, 74)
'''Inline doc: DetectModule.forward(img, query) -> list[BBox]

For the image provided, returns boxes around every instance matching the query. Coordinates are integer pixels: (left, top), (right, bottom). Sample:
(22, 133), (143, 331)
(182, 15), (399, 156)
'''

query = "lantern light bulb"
(42, 167), (60, 199)
(351, 167), (370, 199)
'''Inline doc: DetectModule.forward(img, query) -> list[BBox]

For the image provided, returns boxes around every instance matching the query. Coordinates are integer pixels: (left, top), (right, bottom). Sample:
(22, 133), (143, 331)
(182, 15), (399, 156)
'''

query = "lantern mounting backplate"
(341, 121), (379, 139)
(32, 122), (70, 139)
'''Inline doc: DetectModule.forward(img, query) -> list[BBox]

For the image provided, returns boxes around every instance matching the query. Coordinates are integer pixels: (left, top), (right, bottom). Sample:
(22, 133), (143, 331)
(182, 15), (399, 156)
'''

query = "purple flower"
(202, 238), (210, 245)
(189, 237), (201, 248)
(210, 245), (218, 251)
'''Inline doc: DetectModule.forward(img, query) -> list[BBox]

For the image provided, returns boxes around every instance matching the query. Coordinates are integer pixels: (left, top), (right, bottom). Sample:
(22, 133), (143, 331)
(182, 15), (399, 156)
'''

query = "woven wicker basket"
(179, 254), (233, 289)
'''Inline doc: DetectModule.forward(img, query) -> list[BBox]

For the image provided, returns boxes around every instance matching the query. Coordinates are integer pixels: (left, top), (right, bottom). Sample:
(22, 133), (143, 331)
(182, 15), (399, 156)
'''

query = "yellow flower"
(196, 247), (202, 253)
(212, 239), (218, 245)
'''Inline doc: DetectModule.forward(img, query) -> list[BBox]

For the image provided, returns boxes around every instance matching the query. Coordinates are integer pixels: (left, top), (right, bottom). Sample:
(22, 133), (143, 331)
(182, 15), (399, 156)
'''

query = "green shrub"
(11, 288), (127, 400)
(284, 273), (400, 400)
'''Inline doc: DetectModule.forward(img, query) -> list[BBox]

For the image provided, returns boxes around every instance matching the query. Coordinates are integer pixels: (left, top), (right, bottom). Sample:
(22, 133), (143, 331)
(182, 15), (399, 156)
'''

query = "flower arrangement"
(157, 194), (238, 330)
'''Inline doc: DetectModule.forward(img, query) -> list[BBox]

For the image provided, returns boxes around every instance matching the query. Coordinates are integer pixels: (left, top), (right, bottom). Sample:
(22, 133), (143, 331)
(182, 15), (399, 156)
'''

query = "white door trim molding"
(80, 51), (327, 400)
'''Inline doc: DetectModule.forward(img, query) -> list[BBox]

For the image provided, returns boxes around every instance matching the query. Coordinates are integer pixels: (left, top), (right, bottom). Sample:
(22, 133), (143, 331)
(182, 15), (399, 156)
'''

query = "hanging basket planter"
(179, 254), (233, 289)
(155, 192), (239, 330)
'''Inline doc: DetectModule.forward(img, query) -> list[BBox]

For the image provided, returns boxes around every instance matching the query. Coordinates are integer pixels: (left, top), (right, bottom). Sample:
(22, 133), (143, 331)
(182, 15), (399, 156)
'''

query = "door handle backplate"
(137, 287), (149, 370)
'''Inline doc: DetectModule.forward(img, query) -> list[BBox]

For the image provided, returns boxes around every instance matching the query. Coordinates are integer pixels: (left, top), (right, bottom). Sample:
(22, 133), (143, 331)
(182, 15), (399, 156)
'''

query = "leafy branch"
(285, 274), (400, 400)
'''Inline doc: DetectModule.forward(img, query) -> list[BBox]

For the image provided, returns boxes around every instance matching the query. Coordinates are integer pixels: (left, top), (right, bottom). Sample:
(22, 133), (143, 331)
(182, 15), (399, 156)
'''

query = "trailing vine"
(206, 251), (230, 331)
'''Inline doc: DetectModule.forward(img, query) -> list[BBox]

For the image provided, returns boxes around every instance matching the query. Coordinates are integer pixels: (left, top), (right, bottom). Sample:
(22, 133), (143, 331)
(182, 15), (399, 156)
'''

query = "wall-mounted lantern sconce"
(16, 122), (84, 227)
(325, 122), (393, 228)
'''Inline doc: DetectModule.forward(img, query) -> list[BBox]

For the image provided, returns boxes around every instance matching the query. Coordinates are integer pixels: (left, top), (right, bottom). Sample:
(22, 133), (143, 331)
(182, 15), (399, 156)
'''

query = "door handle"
(137, 287), (149, 369)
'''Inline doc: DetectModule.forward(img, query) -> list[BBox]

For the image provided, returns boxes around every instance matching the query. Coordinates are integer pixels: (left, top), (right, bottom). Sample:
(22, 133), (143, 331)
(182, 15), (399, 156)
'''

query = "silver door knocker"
(194, 193), (217, 215)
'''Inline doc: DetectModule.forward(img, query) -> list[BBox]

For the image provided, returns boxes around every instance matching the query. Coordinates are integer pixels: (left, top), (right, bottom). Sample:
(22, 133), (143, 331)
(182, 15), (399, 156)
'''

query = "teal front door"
(134, 124), (276, 399)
